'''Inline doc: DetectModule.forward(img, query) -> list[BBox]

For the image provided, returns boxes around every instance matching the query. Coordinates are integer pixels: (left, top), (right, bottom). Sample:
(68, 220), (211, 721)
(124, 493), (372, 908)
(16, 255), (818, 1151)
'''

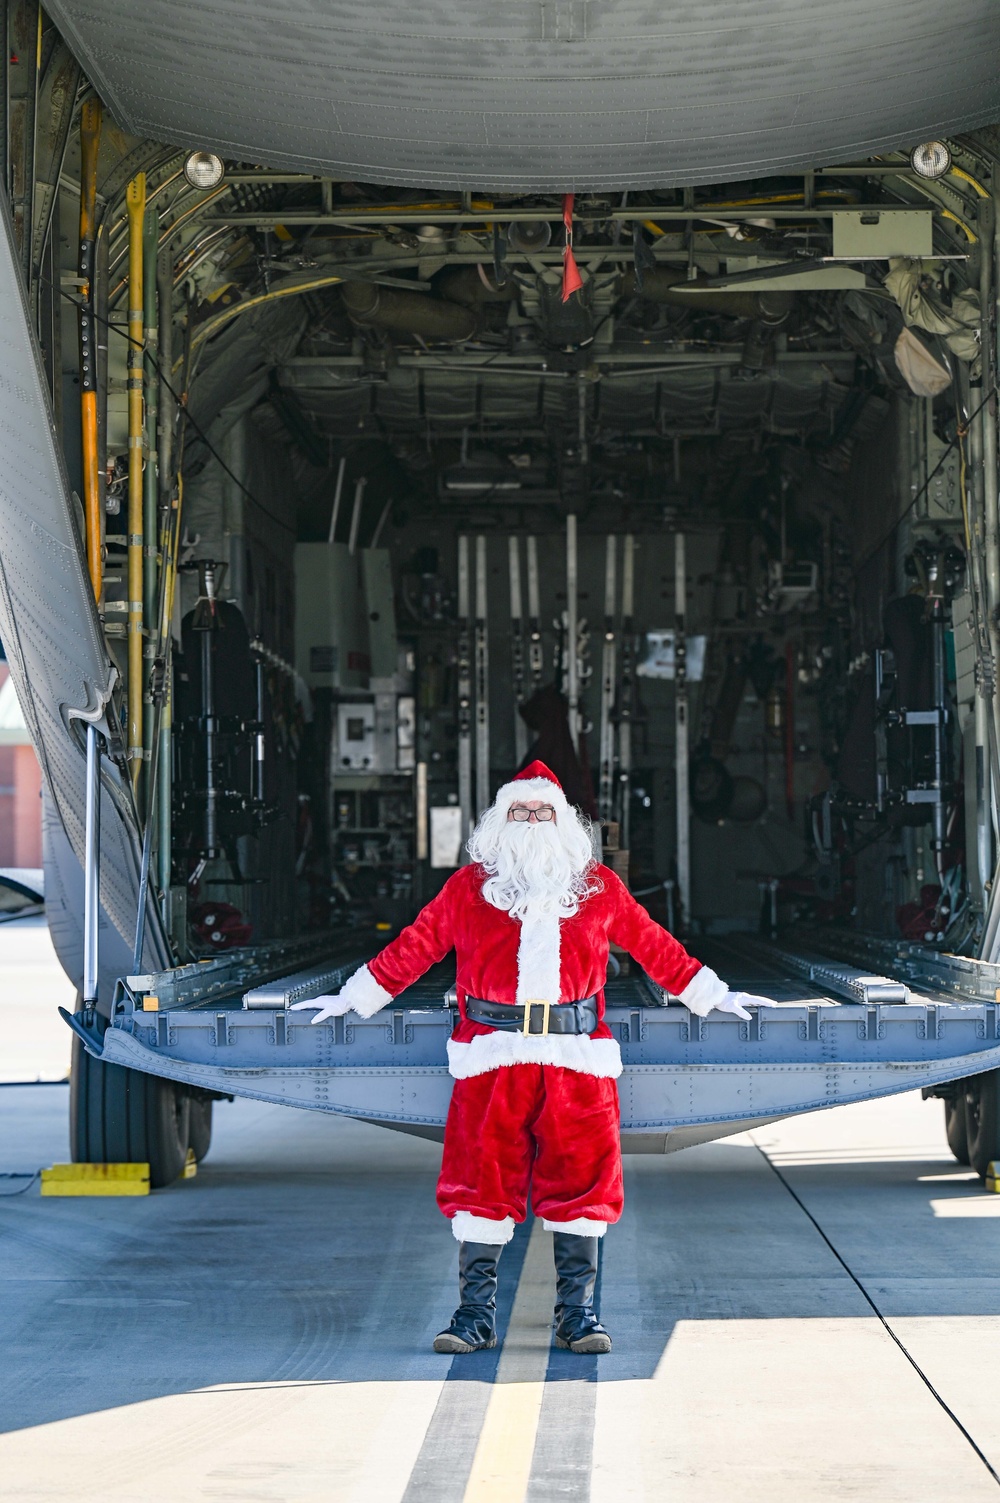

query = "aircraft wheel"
(944, 1094), (969, 1165)
(187, 1094), (213, 1163)
(964, 1070), (1000, 1181)
(71, 1024), (191, 1188)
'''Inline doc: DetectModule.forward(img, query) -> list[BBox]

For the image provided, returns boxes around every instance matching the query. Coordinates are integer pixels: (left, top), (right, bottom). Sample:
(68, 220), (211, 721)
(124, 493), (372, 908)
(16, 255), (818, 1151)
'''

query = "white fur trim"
(516, 912), (561, 1004)
(542, 1217), (608, 1237)
(678, 965), (729, 1019)
(451, 1211), (515, 1245)
(447, 1031), (622, 1079)
(336, 963), (393, 1019)
(493, 777), (571, 814)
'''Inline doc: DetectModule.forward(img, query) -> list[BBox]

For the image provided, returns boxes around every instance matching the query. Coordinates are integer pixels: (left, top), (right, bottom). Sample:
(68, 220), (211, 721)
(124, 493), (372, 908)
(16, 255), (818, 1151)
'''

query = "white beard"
(478, 819), (590, 920)
(472, 819), (597, 1005)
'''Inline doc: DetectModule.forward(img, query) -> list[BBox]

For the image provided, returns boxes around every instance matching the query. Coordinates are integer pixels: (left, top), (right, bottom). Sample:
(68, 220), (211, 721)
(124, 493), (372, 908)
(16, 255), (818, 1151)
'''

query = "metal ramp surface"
(68, 934), (1000, 1153)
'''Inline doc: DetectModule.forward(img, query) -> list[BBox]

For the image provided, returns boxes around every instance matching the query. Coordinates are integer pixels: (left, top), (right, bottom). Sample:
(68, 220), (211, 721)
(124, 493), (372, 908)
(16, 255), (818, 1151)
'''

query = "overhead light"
(183, 151), (225, 190)
(909, 141), (951, 180)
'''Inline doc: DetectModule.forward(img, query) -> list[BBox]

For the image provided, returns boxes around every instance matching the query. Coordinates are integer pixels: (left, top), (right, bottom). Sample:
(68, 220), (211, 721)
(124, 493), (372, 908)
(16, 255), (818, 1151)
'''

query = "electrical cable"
(752, 1136), (1000, 1488)
(0, 1171), (40, 1197)
(55, 281), (296, 536)
(858, 384), (997, 570)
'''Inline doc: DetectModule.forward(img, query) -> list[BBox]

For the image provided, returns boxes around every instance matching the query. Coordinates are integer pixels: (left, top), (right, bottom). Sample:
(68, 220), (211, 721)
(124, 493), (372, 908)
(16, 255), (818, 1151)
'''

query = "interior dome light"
(183, 151), (225, 190)
(909, 141), (951, 180)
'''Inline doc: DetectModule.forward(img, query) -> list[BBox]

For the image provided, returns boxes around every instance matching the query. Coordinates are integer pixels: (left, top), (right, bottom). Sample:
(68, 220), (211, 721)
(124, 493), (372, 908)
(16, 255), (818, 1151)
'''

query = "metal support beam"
(456, 535), (472, 846)
(618, 534), (635, 847)
(565, 514), (579, 741)
(674, 532), (690, 928)
(598, 534), (617, 822)
(474, 535), (490, 816)
(526, 535), (542, 690)
(125, 173), (146, 790)
(82, 722), (101, 1012)
(508, 536), (528, 766)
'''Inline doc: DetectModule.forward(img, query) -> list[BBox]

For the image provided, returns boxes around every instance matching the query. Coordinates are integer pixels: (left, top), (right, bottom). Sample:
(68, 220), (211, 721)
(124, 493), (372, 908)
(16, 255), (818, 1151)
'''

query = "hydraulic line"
(126, 173), (146, 790)
(78, 97), (102, 603)
(156, 254), (174, 911)
(950, 166), (990, 200)
(142, 204), (159, 812)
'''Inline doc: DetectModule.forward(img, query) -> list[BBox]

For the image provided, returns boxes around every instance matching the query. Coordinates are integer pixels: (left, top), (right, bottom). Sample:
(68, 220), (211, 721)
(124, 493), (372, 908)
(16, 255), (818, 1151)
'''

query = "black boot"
(552, 1233), (612, 1354)
(433, 1241), (502, 1354)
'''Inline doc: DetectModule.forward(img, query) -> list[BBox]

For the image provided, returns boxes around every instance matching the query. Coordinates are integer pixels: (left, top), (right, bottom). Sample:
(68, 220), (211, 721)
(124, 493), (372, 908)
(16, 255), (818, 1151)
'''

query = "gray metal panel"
(89, 985), (1000, 1136)
(44, 1), (1000, 192)
(0, 186), (167, 978)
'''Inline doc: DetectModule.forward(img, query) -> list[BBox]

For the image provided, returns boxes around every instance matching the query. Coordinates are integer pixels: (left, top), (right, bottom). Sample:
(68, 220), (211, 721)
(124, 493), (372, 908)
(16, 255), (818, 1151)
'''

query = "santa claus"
(292, 761), (751, 1355)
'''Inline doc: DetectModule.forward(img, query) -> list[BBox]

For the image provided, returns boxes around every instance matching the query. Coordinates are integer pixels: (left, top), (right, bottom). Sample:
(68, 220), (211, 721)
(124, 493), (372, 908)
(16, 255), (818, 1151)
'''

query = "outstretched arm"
(291, 873), (460, 1024)
(606, 872), (752, 1019)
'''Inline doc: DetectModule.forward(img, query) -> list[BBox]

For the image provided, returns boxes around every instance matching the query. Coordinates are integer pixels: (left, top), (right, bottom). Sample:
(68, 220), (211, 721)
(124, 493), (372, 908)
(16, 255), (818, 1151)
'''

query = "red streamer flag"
(562, 192), (583, 303)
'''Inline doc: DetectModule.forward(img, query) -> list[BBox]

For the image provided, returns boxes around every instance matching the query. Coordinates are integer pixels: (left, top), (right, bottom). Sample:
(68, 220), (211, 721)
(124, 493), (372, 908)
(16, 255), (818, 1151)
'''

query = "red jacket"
(369, 863), (703, 1046)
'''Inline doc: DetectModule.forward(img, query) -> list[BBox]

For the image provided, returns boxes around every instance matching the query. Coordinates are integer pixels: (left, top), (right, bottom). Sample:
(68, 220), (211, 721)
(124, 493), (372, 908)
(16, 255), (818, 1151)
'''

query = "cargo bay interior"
(38, 105), (999, 969)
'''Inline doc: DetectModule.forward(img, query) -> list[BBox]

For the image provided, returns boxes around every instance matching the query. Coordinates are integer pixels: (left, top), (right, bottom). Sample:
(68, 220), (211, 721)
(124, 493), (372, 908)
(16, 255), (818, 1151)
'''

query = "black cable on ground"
(752, 1137), (1000, 1489)
(0, 1171), (40, 1197)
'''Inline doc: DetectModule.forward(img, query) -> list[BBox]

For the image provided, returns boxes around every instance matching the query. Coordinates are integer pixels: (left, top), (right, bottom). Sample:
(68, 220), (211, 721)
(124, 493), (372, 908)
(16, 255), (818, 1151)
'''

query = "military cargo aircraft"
(2, 1), (1000, 1183)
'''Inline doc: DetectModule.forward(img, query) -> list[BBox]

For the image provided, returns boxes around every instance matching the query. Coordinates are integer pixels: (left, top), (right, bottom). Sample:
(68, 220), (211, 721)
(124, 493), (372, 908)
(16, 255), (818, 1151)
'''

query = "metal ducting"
(340, 281), (477, 341)
(433, 267), (519, 307)
(621, 267), (794, 322)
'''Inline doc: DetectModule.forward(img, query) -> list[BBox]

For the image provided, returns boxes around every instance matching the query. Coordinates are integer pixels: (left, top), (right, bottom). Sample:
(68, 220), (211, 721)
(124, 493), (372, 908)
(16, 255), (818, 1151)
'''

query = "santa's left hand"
(711, 991), (759, 1021)
(289, 993), (353, 1024)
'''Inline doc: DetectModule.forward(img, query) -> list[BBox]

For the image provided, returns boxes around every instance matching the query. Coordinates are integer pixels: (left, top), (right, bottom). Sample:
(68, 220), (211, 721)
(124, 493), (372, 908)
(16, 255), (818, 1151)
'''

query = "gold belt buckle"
(522, 999), (552, 1036)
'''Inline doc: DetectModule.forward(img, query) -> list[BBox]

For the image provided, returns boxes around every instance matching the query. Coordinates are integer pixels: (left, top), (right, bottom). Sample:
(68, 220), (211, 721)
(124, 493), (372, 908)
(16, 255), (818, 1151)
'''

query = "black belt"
(465, 996), (598, 1036)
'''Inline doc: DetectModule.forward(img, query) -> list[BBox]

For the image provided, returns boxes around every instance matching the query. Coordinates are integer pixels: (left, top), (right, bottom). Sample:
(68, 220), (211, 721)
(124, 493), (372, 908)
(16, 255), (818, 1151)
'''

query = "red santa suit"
(325, 762), (730, 1244)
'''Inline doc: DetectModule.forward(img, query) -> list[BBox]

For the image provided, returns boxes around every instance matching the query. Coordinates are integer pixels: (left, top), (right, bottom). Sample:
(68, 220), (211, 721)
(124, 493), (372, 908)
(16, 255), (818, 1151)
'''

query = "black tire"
(187, 1094), (213, 1163)
(145, 1076), (191, 1188)
(71, 1029), (191, 1189)
(944, 1095), (970, 1165)
(964, 1070), (1000, 1181)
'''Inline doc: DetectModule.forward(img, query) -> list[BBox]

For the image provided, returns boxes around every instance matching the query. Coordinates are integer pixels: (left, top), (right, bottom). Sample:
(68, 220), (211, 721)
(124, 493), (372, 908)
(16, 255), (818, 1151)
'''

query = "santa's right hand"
(289, 993), (353, 1024)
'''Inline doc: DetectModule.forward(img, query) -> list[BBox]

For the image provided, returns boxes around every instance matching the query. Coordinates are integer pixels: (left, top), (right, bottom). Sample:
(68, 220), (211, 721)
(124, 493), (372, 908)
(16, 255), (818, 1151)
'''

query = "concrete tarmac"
(0, 915), (74, 1082)
(1, 1081), (999, 1502)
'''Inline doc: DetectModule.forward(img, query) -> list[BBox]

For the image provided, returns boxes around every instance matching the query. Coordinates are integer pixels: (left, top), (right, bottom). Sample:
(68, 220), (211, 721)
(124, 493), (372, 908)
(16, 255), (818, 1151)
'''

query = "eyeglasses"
(508, 804), (556, 822)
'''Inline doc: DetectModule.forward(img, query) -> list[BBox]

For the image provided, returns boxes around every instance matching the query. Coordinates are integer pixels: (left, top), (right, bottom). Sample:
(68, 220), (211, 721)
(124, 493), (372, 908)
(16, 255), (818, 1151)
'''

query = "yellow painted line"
(463, 1221), (553, 1503)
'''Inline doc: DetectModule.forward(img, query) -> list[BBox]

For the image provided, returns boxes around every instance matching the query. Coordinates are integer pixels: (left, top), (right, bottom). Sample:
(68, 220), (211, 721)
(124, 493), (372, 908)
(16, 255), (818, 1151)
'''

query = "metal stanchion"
(83, 723), (101, 1019)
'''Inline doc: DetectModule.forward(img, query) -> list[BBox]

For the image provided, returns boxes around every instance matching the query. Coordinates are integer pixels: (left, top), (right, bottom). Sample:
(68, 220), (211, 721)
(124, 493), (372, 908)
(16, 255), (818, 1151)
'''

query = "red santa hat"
(491, 759), (571, 816)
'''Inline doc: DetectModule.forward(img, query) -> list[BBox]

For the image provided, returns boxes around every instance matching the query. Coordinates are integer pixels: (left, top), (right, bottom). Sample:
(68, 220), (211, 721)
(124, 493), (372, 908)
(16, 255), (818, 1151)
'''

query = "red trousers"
(436, 1065), (623, 1225)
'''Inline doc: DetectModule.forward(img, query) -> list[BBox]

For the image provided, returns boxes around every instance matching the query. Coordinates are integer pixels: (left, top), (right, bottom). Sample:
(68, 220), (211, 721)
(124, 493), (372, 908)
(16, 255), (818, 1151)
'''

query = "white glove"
(289, 992), (353, 1024)
(713, 990), (757, 1021)
(679, 967), (758, 1021)
(287, 963), (393, 1025)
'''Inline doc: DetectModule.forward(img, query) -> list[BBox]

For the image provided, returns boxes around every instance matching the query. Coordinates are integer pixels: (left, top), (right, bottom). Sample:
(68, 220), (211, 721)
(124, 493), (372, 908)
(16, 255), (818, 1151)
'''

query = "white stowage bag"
(893, 327), (953, 398)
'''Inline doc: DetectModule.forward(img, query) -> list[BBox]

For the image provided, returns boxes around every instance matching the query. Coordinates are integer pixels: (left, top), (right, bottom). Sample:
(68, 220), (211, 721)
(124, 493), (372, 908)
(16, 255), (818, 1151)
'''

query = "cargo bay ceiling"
(44, 0), (1000, 192)
(38, 4), (1000, 541)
